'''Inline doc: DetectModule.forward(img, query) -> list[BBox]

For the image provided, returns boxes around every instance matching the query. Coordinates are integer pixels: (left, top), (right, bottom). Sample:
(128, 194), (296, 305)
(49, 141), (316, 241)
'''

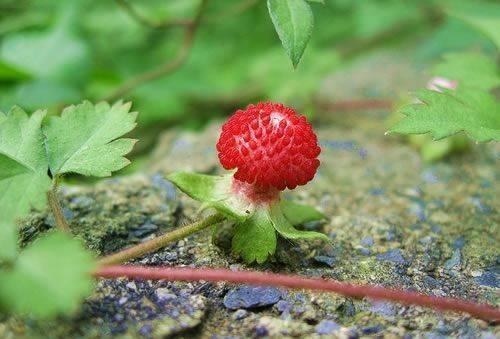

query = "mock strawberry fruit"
(169, 102), (328, 264)
(216, 102), (321, 191)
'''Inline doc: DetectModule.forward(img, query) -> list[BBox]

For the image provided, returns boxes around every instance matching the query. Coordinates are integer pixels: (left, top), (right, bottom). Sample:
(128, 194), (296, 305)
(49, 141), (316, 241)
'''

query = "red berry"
(217, 102), (321, 191)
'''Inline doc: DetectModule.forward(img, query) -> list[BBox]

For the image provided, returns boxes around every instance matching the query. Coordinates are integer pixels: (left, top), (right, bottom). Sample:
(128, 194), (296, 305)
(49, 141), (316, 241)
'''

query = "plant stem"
(98, 213), (225, 266)
(95, 265), (500, 323)
(115, 0), (193, 29)
(47, 181), (71, 233)
(104, 0), (209, 101)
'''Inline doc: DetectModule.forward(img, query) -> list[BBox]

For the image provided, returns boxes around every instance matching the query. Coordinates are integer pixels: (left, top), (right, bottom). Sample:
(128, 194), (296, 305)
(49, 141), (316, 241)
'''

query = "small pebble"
(232, 309), (249, 320)
(376, 249), (406, 265)
(315, 320), (340, 335)
(223, 286), (282, 310)
(155, 288), (177, 301)
(361, 236), (374, 247)
(314, 255), (335, 267)
(475, 271), (499, 288)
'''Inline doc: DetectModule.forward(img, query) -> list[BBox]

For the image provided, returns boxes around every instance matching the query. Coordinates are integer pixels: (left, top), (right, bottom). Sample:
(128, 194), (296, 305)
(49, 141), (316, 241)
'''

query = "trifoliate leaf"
(391, 89), (500, 142)
(0, 108), (51, 260)
(267, 0), (314, 68)
(432, 53), (500, 90)
(269, 203), (329, 241)
(167, 172), (252, 221)
(281, 199), (324, 226)
(0, 232), (95, 317)
(232, 209), (277, 264)
(43, 101), (137, 177)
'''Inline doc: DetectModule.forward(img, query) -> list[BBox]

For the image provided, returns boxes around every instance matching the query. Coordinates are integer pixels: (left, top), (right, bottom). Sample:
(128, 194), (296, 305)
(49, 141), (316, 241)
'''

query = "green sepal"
(281, 199), (324, 226)
(167, 172), (253, 221)
(269, 203), (330, 242)
(232, 208), (277, 264)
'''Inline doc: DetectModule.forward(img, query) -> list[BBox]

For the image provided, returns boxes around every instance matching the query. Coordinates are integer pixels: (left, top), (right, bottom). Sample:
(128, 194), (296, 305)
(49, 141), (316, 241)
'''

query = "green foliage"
(0, 100), (135, 318)
(232, 209), (277, 264)
(0, 102), (137, 251)
(0, 108), (51, 260)
(281, 199), (324, 226)
(432, 52), (500, 90)
(1, 0), (472, 130)
(167, 172), (251, 220)
(0, 60), (30, 82)
(44, 101), (137, 177)
(447, 1), (500, 49)
(0, 24), (89, 85)
(167, 171), (327, 263)
(391, 48), (500, 143)
(391, 88), (500, 142)
(407, 134), (469, 163)
(269, 203), (329, 241)
(0, 232), (95, 318)
(267, 0), (314, 68)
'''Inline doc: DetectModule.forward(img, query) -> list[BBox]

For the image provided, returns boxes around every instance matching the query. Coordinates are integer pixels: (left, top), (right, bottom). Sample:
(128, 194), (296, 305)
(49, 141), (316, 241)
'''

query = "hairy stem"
(98, 213), (225, 266)
(95, 265), (500, 323)
(47, 180), (71, 233)
(105, 0), (209, 101)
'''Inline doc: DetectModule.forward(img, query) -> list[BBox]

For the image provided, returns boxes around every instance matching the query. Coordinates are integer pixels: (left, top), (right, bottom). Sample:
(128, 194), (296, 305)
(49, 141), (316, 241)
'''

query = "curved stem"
(104, 0), (209, 101)
(115, 0), (193, 29)
(47, 180), (71, 233)
(95, 265), (500, 323)
(98, 213), (225, 266)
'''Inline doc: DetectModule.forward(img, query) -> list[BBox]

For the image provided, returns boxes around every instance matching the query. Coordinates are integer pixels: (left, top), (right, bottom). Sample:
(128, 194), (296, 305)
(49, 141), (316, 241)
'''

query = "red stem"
(95, 265), (500, 323)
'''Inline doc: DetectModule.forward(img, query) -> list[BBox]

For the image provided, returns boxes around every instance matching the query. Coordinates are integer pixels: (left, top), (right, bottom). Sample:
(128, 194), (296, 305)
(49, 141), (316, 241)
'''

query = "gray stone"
(376, 249), (407, 265)
(315, 320), (340, 335)
(223, 286), (282, 310)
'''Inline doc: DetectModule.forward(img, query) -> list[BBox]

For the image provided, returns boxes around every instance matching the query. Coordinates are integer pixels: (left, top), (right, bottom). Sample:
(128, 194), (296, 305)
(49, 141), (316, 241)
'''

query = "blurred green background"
(0, 0), (497, 155)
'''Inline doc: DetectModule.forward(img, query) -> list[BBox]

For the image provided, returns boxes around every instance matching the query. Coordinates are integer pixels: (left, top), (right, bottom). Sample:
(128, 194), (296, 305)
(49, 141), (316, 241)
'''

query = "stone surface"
(224, 286), (283, 310)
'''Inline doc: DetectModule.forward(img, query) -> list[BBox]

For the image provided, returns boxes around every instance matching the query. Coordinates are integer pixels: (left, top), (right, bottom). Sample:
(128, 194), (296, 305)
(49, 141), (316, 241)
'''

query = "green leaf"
(0, 60), (31, 82)
(43, 101), (137, 177)
(0, 153), (30, 180)
(232, 209), (277, 264)
(0, 107), (51, 260)
(447, 2), (500, 49)
(0, 226), (17, 264)
(0, 232), (95, 317)
(269, 203), (329, 241)
(391, 89), (500, 142)
(267, 0), (314, 68)
(281, 199), (324, 226)
(432, 53), (500, 90)
(167, 172), (252, 221)
(11, 80), (81, 111)
(0, 25), (89, 85)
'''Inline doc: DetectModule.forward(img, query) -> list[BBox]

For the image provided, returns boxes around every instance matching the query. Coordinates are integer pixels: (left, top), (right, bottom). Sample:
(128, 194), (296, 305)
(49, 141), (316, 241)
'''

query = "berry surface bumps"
(216, 102), (321, 190)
